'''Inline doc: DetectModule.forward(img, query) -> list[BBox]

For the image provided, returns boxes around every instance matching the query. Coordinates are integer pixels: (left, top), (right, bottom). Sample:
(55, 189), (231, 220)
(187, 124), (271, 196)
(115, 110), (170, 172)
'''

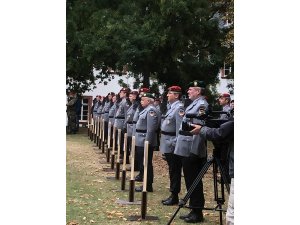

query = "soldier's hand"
(190, 124), (202, 135)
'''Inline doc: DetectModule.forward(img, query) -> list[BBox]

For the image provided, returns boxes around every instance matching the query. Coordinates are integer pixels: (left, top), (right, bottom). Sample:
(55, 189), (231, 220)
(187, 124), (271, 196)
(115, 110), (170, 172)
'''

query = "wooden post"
(129, 136), (136, 202)
(110, 126), (116, 170)
(107, 122), (111, 162)
(87, 114), (90, 136)
(96, 117), (100, 146)
(93, 117), (97, 143)
(121, 133), (127, 190)
(101, 119), (105, 153)
(141, 141), (149, 219)
(115, 129), (121, 180)
(99, 118), (102, 149)
(90, 118), (94, 141)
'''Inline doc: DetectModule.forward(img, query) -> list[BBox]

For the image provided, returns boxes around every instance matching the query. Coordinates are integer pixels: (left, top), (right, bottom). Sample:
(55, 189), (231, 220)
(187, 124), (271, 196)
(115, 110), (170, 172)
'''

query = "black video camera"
(182, 104), (232, 131)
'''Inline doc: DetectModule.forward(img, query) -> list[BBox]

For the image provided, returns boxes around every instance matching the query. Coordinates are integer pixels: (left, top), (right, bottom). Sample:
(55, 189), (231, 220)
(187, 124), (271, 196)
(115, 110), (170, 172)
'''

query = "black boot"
(135, 184), (153, 192)
(162, 193), (179, 205)
(161, 194), (173, 203)
(179, 211), (193, 220)
(183, 210), (204, 223)
(135, 174), (143, 182)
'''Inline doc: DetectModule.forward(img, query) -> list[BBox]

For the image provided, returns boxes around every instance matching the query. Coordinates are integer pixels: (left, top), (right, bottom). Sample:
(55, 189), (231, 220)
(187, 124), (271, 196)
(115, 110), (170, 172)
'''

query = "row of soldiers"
(90, 80), (233, 224)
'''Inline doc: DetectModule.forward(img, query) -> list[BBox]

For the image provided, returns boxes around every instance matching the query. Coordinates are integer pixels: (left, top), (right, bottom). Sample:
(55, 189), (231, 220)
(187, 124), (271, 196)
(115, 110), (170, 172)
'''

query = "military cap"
(188, 80), (206, 88)
(168, 85), (182, 93)
(139, 87), (150, 93)
(119, 87), (130, 93)
(130, 90), (139, 96)
(219, 93), (231, 98)
(141, 92), (155, 99)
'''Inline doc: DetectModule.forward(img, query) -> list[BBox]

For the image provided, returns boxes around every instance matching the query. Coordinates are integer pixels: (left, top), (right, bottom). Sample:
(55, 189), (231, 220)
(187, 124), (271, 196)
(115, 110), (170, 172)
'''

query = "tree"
(67, 0), (229, 99)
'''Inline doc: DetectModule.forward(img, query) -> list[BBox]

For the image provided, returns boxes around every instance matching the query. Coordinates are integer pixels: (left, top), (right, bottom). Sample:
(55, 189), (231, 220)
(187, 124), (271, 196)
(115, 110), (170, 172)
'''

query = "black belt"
(115, 116), (125, 119)
(109, 116), (114, 118)
(133, 121), (137, 124)
(179, 130), (193, 136)
(136, 129), (147, 133)
(127, 122), (133, 124)
(161, 130), (176, 136)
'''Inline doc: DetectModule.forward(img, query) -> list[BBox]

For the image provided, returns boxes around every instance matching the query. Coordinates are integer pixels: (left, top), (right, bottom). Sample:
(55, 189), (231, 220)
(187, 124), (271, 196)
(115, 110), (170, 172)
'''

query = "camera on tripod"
(182, 104), (231, 132)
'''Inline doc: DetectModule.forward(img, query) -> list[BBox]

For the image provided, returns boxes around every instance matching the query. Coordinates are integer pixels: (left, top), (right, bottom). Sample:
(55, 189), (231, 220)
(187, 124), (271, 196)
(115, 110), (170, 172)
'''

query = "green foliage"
(67, 0), (231, 98)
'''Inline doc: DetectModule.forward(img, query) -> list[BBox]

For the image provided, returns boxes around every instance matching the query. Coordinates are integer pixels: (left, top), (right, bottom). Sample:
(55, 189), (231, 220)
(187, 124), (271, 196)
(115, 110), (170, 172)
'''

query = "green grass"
(67, 128), (227, 225)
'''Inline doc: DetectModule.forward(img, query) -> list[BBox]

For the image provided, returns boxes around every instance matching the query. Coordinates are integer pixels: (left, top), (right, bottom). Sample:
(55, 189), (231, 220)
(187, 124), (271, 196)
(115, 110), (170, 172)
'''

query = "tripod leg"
(166, 158), (213, 225)
(215, 157), (230, 193)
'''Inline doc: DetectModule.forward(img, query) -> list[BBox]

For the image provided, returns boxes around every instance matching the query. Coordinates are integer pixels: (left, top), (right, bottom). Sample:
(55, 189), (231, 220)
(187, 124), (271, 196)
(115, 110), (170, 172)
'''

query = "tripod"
(167, 150), (230, 225)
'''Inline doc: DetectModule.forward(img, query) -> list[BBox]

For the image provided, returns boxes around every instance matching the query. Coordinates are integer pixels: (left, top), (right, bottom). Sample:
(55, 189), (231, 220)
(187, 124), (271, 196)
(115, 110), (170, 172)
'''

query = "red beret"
(219, 93), (231, 98)
(168, 86), (182, 93)
(119, 87), (130, 93)
(139, 87), (150, 93)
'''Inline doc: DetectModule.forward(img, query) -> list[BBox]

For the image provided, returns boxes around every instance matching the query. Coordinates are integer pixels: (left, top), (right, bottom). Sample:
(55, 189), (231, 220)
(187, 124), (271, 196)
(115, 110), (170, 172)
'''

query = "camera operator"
(216, 93), (232, 184)
(174, 80), (208, 223)
(190, 118), (234, 225)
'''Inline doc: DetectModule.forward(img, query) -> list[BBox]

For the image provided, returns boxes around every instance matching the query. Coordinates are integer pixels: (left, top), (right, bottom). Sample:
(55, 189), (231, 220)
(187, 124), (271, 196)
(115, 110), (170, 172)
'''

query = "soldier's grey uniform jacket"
(174, 96), (208, 158)
(102, 101), (111, 122)
(220, 104), (231, 120)
(96, 102), (103, 118)
(114, 98), (130, 129)
(160, 100), (184, 154)
(92, 101), (100, 118)
(132, 106), (141, 137)
(125, 101), (138, 137)
(135, 105), (160, 147)
(108, 102), (117, 126)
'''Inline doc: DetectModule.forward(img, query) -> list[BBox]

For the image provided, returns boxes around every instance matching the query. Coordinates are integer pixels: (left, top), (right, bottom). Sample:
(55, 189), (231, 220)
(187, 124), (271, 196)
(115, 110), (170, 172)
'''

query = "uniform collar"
(169, 100), (179, 109)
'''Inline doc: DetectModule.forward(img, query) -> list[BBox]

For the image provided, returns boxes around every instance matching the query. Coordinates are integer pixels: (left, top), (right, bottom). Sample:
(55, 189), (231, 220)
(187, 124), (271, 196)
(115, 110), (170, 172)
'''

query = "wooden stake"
(110, 126), (116, 170)
(121, 133), (127, 190)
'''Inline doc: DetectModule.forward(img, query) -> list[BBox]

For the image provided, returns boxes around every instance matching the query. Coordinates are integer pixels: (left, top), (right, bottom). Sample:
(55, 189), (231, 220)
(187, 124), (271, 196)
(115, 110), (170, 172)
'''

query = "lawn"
(66, 128), (228, 225)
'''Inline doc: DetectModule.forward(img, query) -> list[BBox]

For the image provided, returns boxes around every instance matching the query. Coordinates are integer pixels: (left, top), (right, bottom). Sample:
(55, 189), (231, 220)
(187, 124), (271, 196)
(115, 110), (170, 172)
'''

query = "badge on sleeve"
(149, 110), (157, 117)
(178, 108), (185, 117)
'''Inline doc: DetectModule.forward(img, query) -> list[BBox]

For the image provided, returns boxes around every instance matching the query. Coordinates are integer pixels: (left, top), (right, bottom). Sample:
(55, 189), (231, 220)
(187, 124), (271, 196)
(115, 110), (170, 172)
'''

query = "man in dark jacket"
(191, 119), (234, 225)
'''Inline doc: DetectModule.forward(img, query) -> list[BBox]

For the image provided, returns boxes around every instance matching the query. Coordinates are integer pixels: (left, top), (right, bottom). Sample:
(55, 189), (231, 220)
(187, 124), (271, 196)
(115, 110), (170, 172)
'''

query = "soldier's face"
(187, 87), (200, 100)
(141, 97), (150, 108)
(108, 95), (112, 100)
(129, 94), (136, 102)
(119, 91), (126, 98)
(219, 97), (229, 106)
(167, 92), (176, 102)
(112, 96), (116, 102)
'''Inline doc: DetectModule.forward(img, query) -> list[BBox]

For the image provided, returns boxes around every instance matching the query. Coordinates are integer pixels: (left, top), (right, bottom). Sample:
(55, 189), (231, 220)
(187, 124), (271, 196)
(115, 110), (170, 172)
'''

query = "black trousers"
(127, 136), (137, 166)
(136, 146), (154, 185)
(104, 121), (108, 142)
(181, 155), (206, 212)
(165, 153), (182, 194)
(114, 129), (125, 156)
